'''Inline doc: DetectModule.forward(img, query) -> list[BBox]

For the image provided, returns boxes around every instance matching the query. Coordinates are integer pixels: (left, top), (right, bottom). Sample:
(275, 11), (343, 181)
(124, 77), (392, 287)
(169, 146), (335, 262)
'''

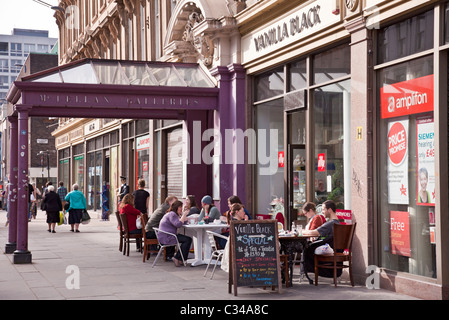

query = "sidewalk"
(0, 209), (418, 301)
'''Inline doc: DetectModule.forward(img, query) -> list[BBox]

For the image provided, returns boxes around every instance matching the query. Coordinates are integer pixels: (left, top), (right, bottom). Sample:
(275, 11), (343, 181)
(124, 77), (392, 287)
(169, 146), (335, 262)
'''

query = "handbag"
(64, 201), (70, 211)
(136, 217), (142, 229)
(81, 209), (91, 225)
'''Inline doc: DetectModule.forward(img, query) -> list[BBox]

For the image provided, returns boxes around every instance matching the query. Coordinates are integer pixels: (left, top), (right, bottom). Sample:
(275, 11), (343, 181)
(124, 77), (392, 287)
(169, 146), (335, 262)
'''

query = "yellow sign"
(357, 127), (363, 140)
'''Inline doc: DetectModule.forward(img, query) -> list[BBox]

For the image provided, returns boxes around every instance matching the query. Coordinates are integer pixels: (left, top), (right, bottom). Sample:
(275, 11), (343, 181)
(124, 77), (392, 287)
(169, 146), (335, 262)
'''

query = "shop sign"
(390, 210), (411, 257)
(380, 75), (434, 119)
(387, 120), (409, 205)
(336, 209), (352, 225)
(416, 117), (435, 206)
(242, 0), (341, 64)
(136, 134), (150, 150)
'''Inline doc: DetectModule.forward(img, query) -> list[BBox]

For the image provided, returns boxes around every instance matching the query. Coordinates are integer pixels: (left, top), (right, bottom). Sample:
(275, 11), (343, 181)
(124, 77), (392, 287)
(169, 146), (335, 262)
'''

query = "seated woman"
(183, 195), (200, 216)
(198, 195), (221, 223)
(158, 200), (192, 267)
(119, 194), (142, 251)
(221, 203), (247, 272)
(302, 202), (325, 231)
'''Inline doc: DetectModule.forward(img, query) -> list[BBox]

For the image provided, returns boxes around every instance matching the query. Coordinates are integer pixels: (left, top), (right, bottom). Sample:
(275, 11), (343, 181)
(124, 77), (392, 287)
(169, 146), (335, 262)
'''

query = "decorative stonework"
(345, 0), (359, 12)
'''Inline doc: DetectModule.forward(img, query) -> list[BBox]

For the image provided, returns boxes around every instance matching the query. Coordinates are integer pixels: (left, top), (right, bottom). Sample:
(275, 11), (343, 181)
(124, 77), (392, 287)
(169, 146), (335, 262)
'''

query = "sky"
(0, 0), (60, 38)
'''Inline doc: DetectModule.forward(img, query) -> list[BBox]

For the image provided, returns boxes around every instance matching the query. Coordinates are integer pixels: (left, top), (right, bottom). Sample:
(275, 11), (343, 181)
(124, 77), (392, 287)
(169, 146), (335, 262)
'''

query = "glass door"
(289, 145), (306, 222)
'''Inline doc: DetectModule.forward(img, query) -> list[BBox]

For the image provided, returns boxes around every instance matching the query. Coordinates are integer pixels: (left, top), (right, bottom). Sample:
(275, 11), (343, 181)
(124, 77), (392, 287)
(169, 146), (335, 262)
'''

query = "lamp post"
(38, 150), (55, 183)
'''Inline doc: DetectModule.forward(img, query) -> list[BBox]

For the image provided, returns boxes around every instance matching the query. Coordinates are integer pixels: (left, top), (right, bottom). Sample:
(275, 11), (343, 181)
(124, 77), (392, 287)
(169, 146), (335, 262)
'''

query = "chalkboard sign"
(228, 220), (281, 296)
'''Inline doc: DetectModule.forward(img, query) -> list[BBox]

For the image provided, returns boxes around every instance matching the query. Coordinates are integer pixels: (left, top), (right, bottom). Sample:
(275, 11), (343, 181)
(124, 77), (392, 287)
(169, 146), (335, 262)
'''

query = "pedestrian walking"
(42, 185), (62, 233)
(57, 181), (68, 213)
(65, 183), (87, 233)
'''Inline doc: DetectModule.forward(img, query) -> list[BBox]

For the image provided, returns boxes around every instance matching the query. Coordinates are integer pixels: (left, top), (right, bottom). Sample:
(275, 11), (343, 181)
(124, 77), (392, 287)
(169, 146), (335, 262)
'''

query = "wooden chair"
(280, 254), (290, 287)
(119, 213), (143, 256)
(115, 211), (124, 252)
(314, 223), (356, 287)
(140, 215), (159, 263)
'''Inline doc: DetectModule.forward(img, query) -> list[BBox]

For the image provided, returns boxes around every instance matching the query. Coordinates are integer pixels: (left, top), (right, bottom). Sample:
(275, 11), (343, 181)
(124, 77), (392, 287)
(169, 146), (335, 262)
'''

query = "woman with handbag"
(119, 194), (142, 251)
(42, 185), (62, 233)
(64, 184), (87, 233)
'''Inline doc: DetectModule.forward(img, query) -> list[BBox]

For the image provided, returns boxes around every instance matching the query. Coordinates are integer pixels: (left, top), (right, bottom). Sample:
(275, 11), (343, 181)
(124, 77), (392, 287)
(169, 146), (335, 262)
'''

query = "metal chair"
(152, 227), (186, 267)
(314, 223), (357, 287)
(115, 211), (124, 252)
(203, 231), (228, 279)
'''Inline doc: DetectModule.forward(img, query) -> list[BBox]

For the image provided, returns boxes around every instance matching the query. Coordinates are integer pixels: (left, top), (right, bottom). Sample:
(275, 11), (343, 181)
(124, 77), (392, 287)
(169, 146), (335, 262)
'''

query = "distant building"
(0, 28), (57, 101)
(0, 29), (58, 190)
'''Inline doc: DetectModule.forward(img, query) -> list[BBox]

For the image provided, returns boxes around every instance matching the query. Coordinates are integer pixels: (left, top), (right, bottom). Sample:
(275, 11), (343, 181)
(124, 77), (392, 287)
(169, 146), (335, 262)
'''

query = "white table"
(182, 223), (226, 267)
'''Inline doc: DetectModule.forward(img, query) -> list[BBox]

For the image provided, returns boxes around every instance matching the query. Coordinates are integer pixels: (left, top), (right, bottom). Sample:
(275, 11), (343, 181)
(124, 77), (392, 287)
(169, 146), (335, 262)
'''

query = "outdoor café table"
(182, 223), (227, 267)
(278, 234), (313, 287)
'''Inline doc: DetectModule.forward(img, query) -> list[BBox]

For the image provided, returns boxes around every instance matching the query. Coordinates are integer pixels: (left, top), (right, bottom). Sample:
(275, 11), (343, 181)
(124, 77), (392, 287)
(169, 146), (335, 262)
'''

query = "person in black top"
(117, 176), (129, 203)
(133, 179), (150, 214)
(42, 185), (62, 233)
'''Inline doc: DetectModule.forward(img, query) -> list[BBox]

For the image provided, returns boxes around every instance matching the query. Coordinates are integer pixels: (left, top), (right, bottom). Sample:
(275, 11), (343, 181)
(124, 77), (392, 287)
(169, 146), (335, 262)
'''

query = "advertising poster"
(336, 209), (352, 225)
(390, 211), (411, 257)
(387, 120), (409, 204)
(416, 117), (435, 206)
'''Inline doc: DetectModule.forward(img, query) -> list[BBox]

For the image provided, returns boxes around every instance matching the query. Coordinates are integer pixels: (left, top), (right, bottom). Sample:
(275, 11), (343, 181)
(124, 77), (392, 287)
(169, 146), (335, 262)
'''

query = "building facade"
(6, 0), (448, 299)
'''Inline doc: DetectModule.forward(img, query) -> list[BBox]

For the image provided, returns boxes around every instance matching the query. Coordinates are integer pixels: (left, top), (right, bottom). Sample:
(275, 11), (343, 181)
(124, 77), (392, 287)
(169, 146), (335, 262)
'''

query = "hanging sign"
(416, 117), (435, 206)
(317, 153), (326, 172)
(390, 210), (411, 257)
(387, 120), (409, 204)
(380, 75), (434, 119)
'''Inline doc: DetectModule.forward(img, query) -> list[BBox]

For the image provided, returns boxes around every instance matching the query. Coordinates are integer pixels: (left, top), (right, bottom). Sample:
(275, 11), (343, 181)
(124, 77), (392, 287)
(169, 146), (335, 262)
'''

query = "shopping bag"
(81, 210), (91, 225)
(314, 243), (334, 255)
(58, 212), (64, 226)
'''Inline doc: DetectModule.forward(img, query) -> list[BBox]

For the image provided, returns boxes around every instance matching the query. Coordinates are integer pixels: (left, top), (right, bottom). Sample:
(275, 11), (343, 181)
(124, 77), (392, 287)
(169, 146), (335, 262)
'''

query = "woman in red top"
(119, 194), (142, 250)
(302, 202), (325, 231)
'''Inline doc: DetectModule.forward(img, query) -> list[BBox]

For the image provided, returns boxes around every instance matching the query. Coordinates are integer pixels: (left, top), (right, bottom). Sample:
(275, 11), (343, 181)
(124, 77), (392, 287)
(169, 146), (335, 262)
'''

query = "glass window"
(255, 98), (284, 216)
(0, 76), (9, 89)
(24, 43), (35, 55)
(254, 67), (284, 102)
(10, 43), (22, 56)
(0, 42), (8, 55)
(0, 59), (8, 72)
(289, 59), (307, 92)
(136, 134), (150, 189)
(378, 10), (433, 64)
(377, 55), (435, 278)
(313, 44), (350, 85)
(313, 80), (351, 207)
(10, 60), (22, 73)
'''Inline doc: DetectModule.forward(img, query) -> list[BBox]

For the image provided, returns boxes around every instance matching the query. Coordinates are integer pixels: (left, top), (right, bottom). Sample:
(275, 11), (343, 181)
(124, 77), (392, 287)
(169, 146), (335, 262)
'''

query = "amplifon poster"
(416, 117), (435, 206)
(387, 119), (409, 204)
(390, 211), (411, 257)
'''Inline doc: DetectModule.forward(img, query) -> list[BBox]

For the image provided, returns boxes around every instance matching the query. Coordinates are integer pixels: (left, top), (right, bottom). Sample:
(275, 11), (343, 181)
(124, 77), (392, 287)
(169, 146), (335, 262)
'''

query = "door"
(289, 144), (306, 223)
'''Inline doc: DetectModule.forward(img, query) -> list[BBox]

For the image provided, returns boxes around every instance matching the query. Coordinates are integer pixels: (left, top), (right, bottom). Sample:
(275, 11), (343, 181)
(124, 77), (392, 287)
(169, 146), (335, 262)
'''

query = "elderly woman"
(158, 200), (192, 267)
(65, 184), (87, 233)
(43, 185), (62, 233)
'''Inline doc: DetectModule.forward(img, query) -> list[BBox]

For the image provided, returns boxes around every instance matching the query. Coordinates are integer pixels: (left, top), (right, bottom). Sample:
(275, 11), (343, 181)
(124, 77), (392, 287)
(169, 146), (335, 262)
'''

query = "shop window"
(254, 66), (284, 101)
(313, 44), (350, 85)
(378, 10), (433, 64)
(377, 55), (436, 278)
(289, 59), (307, 92)
(313, 80), (350, 208)
(255, 98), (284, 217)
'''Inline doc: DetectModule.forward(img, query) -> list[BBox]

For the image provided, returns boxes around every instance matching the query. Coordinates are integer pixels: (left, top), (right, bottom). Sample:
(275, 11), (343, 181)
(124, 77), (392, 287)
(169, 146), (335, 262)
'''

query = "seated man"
(302, 200), (341, 277)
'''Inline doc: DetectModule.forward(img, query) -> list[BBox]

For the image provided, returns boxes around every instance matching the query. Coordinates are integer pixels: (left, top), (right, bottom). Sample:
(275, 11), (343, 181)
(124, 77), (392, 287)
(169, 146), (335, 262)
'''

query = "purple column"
(5, 116), (18, 254)
(211, 64), (247, 212)
(13, 105), (32, 264)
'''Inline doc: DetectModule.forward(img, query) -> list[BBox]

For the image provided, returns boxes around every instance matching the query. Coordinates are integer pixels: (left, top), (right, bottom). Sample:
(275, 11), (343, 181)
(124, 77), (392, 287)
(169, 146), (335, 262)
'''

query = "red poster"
(380, 75), (434, 119)
(278, 151), (284, 168)
(317, 153), (325, 172)
(390, 211), (411, 257)
(336, 209), (352, 225)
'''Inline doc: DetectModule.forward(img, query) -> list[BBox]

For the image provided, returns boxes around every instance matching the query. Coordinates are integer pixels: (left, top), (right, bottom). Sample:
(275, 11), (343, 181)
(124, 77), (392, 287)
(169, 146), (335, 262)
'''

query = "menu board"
(228, 220), (281, 296)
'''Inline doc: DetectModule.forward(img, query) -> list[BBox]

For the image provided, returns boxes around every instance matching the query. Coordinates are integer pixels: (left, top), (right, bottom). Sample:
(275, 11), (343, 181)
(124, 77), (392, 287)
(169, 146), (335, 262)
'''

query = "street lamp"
(37, 150), (55, 182)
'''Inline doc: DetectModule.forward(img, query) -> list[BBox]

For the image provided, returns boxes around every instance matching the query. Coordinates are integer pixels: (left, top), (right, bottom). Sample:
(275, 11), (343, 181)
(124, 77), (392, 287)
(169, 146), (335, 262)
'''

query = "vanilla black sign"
(228, 220), (281, 296)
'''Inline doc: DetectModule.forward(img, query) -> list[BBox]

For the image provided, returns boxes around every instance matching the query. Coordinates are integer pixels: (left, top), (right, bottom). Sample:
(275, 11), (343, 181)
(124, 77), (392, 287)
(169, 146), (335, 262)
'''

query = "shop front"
(240, 0), (448, 298)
